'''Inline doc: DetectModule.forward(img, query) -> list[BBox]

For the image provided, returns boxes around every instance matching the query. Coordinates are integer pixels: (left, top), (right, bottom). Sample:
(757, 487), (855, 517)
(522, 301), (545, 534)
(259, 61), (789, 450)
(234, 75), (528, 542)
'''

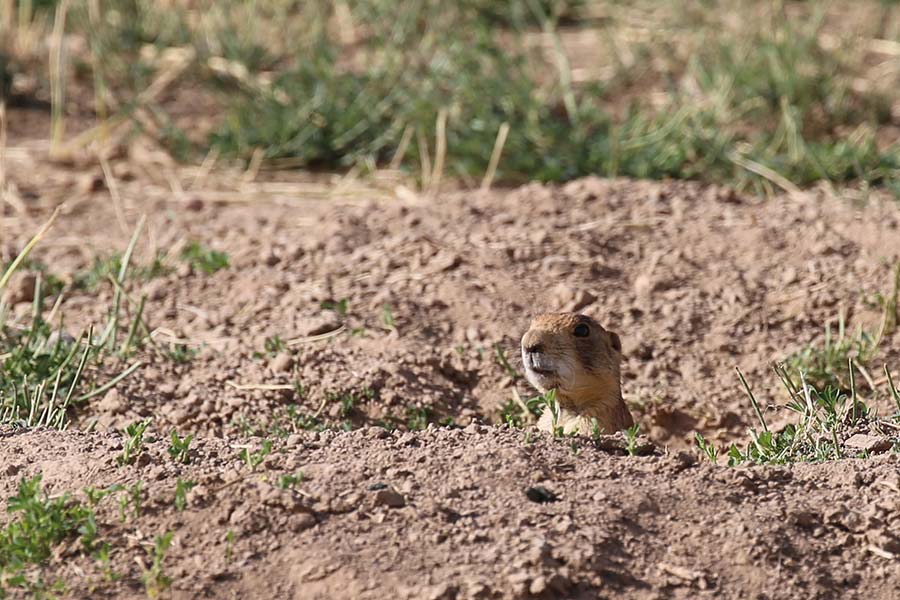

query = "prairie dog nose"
(523, 341), (544, 354)
(521, 331), (545, 354)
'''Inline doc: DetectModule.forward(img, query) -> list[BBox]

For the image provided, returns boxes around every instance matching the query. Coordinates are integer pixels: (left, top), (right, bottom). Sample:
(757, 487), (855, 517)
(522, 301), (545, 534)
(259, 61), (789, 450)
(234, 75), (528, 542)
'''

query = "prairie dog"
(521, 312), (634, 435)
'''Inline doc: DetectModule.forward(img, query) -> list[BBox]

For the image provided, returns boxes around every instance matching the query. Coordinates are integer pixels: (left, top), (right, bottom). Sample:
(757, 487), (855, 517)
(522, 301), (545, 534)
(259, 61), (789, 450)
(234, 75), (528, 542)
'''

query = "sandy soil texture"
(1, 425), (898, 599)
(3, 114), (900, 597)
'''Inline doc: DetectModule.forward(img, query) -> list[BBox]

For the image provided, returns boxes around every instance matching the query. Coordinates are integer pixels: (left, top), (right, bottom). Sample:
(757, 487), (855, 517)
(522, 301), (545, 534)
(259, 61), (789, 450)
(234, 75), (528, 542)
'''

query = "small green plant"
(624, 423), (641, 456)
(570, 439), (581, 456)
(320, 299), (349, 316)
(120, 481), (143, 520)
(694, 433), (719, 464)
(326, 388), (374, 429)
(117, 418), (151, 466)
(589, 417), (604, 440)
(381, 304), (396, 330)
(500, 393), (544, 428)
(180, 241), (229, 274)
(239, 440), (273, 470)
(167, 430), (194, 464)
(224, 530), (236, 562)
(141, 531), (174, 599)
(166, 344), (198, 364)
(542, 390), (564, 437)
(174, 479), (196, 511)
(94, 542), (121, 582)
(233, 403), (324, 438)
(405, 405), (432, 431)
(0, 475), (100, 593)
(277, 473), (304, 489)
(263, 336), (286, 356)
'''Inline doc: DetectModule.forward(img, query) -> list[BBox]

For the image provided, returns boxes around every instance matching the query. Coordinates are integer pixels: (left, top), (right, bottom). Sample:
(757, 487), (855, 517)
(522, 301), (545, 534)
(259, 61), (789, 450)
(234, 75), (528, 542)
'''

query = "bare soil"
(3, 106), (900, 598)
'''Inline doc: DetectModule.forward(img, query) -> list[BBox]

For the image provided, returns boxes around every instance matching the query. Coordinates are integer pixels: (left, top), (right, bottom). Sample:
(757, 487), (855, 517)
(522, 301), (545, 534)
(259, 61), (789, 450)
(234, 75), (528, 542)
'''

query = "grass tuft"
(179, 241), (229, 275)
(724, 362), (898, 465)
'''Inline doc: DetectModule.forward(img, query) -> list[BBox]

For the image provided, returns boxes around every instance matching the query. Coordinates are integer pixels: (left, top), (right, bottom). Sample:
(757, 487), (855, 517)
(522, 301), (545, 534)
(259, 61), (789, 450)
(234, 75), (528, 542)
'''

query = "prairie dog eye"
(573, 323), (590, 338)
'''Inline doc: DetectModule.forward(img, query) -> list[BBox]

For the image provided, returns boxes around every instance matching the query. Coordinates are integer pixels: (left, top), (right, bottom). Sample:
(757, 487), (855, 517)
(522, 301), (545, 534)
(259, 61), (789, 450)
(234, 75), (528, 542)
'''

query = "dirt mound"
(5, 139), (900, 597)
(6, 161), (900, 447)
(1, 425), (897, 599)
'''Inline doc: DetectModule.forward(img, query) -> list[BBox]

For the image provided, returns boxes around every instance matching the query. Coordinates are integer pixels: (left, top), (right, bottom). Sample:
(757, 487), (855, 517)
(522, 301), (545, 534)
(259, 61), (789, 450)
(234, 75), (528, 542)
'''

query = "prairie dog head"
(521, 313), (623, 409)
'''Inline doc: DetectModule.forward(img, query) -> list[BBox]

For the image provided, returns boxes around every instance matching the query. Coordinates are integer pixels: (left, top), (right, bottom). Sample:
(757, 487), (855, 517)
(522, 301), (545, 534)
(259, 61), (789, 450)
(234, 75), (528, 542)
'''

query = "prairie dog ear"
(608, 331), (622, 353)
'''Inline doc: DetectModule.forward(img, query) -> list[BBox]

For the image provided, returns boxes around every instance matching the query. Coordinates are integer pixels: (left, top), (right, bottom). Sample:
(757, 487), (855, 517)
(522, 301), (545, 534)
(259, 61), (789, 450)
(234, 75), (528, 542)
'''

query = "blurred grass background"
(1, 0), (899, 195)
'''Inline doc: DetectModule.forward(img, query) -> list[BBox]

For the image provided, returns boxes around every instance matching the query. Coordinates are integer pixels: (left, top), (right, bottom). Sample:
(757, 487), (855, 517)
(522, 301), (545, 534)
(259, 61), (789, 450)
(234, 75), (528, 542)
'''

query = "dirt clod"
(373, 488), (406, 508)
(845, 434), (893, 453)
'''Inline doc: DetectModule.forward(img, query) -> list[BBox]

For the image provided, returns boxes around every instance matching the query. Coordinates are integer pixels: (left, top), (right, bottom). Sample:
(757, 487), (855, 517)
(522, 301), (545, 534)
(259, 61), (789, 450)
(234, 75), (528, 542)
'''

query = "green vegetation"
(167, 430), (194, 464)
(141, 531), (174, 599)
(75, 252), (169, 291)
(277, 473), (304, 490)
(0, 475), (99, 597)
(694, 433), (719, 464)
(718, 363), (900, 465)
(500, 393), (544, 428)
(173, 479), (196, 511)
(0, 218), (143, 431)
(179, 242), (229, 275)
(117, 418), (151, 466)
(238, 439), (273, 470)
(786, 318), (878, 393)
(119, 482), (144, 521)
(320, 299), (349, 316)
(623, 423), (641, 456)
(787, 266), (900, 393)
(6, 0), (897, 194)
(234, 403), (325, 438)
(165, 344), (199, 364)
(494, 345), (522, 382)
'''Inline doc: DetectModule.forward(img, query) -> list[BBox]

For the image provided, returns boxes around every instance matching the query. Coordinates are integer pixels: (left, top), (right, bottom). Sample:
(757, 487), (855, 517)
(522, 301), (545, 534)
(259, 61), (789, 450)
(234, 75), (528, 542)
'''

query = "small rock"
(298, 315), (342, 337)
(633, 273), (655, 298)
(529, 577), (548, 595)
(525, 486), (558, 503)
(2, 272), (36, 305)
(185, 196), (204, 211)
(844, 434), (892, 454)
(261, 249), (280, 267)
(46, 330), (76, 349)
(144, 279), (168, 301)
(77, 172), (105, 194)
(428, 251), (461, 273)
(170, 408), (191, 425)
(541, 255), (573, 276)
(567, 289), (596, 312)
(291, 513), (317, 532)
(464, 422), (487, 435)
(373, 488), (406, 508)
(364, 426), (391, 440)
(269, 352), (293, 373)
(97, 389), (124, 414)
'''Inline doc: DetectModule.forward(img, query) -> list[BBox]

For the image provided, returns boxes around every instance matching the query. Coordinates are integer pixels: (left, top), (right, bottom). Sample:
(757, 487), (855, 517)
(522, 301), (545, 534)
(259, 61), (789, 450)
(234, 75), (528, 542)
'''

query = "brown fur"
(521, 313), (634, 435)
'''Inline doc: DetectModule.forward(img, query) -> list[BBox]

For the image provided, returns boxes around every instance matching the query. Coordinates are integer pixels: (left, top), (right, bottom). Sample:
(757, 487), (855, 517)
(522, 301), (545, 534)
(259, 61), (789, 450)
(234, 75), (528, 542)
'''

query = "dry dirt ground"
(3, 109), (900, 597)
